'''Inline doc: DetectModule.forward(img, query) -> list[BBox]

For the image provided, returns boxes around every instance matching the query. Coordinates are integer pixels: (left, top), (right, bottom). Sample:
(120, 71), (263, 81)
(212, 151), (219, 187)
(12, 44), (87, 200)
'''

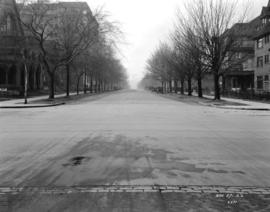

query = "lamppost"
(22, 48), (29, 104)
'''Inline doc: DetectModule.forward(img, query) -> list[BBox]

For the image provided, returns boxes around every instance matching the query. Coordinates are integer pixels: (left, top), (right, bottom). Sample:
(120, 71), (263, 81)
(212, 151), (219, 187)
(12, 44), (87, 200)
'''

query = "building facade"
(223, 18), (261, 93)
(0, 1), (95, 96)
(254, 1), (270, 93)
(0, 0), (45, 96)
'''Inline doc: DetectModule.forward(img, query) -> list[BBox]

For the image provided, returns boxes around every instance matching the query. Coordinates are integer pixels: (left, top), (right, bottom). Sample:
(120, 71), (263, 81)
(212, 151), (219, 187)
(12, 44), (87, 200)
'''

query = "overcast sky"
(82, 0), (268, 88)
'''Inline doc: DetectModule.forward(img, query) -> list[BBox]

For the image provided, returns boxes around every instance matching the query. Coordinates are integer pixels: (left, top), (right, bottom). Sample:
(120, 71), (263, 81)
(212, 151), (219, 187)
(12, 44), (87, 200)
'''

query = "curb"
(0, 102), (65, 109)
(215, 105), (270, 111)
(198, 102), (270, 111)
(0, 185), (270, 195)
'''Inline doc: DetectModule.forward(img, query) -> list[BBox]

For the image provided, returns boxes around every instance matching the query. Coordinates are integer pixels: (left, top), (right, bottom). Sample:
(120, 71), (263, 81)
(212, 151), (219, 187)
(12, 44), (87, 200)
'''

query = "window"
(0, 19), (7, 33)
(257, 76), (263, 89)
(257, 38), (263, 48)
(265, 55), (269, 64)
(266, 35), (270, 44)
(265, 75), (269, 81)
(257, 56), (263, 67)
(0, 15), (11, 34)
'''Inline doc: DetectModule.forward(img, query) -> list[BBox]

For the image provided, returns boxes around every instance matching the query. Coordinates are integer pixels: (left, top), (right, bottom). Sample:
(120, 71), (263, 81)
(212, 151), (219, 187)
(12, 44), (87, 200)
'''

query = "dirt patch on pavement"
(2, 135), (246, 186)
(62, 156), (92, 167)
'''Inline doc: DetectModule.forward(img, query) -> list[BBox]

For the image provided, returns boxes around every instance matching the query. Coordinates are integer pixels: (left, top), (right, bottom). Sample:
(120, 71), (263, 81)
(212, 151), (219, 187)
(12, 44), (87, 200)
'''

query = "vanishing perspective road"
(0, 90), (270, 211)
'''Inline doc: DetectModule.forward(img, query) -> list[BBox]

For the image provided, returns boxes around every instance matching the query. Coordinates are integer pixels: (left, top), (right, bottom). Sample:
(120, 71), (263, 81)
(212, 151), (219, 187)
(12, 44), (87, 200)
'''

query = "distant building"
(253, 0), (270, 93)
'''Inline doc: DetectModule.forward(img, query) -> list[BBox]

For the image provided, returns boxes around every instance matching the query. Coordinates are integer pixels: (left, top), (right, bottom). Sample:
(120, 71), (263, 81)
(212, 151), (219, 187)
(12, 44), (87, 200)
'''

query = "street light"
(22, 48), (29, 104)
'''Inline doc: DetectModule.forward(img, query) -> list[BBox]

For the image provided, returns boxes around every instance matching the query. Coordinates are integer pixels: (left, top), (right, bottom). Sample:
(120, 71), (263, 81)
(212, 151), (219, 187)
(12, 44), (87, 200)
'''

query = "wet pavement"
(0, 89), (270, 211)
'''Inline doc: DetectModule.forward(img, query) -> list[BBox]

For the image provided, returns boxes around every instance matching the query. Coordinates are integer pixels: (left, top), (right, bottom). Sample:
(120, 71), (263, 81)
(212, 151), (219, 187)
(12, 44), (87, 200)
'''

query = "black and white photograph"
(0, 0), (270, 211)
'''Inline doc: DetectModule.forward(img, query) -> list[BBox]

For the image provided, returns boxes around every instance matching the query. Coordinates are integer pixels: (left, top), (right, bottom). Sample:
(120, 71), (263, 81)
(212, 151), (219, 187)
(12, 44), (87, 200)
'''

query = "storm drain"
(0, 186), (270, 195)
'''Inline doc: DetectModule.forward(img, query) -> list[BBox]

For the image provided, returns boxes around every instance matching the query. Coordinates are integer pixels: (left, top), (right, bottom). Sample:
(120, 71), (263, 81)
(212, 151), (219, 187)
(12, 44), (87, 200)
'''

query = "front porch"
(223, 71), (254, 92)
(0, 63), (44, 96)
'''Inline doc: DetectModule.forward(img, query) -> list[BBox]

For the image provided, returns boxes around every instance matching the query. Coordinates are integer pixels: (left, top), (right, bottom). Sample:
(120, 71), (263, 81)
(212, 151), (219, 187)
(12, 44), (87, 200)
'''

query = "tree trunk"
(90, 75), (93, 93)
(163, 81), (166, 93)
(197, 76), (203, 98)
(49, 72), (55, 99)
(169, 80), (172, 93)
(76, 73), (83, 95)
(214, 73), (220, 100)
(83, 72), (87, 94)
(174, 79), (178, 93)
(98, 80), (101, 92)
(188, 77), (192, 96)
(180, 79), (184, 95)
(77, 77), (80, 95)
(95, 79), (98, 93)
(66, 64), (70, 97)
(103, 81), (106, 92)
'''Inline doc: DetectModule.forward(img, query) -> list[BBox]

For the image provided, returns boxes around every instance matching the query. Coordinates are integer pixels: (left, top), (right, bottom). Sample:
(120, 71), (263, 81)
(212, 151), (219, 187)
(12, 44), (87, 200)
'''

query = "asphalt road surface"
(0, 90), (270, 211)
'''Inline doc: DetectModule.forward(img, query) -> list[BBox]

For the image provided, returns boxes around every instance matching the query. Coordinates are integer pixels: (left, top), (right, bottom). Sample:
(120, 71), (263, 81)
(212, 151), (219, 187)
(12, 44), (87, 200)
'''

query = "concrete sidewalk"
(203, 94), (270, 111)
(0, 93), (72, 108)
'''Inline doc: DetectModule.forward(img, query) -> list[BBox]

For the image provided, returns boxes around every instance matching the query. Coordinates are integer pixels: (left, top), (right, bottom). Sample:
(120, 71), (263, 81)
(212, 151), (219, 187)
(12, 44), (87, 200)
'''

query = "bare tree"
(19, 1), (99, 99)
(185, 0), (247, 99)
(56, 3), (99, 97)
(171, 24), (207, 97)
(146, 43), (173, 93)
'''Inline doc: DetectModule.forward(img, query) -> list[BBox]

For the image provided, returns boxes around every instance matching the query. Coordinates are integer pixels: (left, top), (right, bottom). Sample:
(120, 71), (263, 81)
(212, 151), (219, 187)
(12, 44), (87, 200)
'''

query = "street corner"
(0, 102), (65, 109)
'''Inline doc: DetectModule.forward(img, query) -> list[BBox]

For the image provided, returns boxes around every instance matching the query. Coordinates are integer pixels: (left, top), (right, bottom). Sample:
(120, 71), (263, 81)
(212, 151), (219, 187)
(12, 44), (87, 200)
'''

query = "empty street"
(0, 90), (270, 187)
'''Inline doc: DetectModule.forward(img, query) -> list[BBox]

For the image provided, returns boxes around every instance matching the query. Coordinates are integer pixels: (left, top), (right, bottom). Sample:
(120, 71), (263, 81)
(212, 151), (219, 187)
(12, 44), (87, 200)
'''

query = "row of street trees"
(18, 0), (128, 99)
(143, 0), (247, 100)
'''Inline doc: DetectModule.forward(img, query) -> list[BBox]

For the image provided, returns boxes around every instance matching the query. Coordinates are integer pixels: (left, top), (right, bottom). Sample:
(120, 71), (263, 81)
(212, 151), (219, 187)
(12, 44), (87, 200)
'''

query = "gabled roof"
(254, 23), (270, 39)
(0, 0), (24, 36)
(260, 1), (270, 18)
(227, 16), (260, 39)
(253, 1), (270, 39)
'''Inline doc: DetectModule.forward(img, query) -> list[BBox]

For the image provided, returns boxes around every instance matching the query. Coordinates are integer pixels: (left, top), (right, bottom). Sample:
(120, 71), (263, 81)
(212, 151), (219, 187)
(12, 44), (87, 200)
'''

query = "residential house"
(253, 0), (270, 93)
(223, 18), (260, 93)
(0, 0), (44, 95)
(0, 1), (96, 96)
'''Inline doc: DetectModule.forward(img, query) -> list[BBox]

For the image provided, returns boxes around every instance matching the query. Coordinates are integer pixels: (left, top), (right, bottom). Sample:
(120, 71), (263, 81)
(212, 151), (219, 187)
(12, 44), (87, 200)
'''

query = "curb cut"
(0, 102), (65, 109)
